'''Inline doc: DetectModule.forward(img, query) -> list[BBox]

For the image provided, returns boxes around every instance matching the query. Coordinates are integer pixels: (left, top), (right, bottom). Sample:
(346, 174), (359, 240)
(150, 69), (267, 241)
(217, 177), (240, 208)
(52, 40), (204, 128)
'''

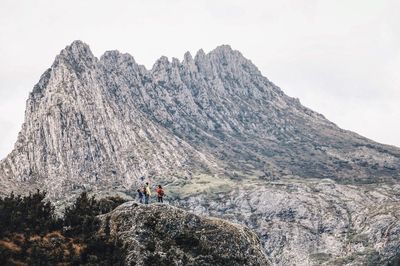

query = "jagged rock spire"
(54, 40), (97, 71)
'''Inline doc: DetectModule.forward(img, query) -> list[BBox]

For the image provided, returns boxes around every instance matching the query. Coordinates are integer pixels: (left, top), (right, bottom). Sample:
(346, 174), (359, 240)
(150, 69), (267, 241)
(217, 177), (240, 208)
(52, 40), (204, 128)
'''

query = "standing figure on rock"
(137, 188), (144, 204)
(156, 185), (165, 203)
(144, 182), (152, 204)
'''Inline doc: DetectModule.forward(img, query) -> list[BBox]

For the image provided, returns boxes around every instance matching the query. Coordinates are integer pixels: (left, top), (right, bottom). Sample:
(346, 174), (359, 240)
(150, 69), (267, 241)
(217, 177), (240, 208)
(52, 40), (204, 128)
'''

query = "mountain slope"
(1, 40), (400, 265)
(0, 41), (222, 198)
(1, 40), (399, 196)
(82, 42), (400, 183)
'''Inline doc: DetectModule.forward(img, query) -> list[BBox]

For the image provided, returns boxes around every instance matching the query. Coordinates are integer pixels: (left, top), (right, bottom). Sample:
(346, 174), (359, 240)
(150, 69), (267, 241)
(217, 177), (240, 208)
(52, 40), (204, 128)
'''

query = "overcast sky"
(0, 0), (399, 159)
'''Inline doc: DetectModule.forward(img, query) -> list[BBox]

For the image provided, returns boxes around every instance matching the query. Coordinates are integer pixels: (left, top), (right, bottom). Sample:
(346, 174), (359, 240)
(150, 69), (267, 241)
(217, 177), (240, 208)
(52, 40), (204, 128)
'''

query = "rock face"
(99, 202), (269, 265)
(0, 41), (222, 199)
(1, 40), (399, 197)
(1, 40), (400, 265)
(176, 178), (400, 265)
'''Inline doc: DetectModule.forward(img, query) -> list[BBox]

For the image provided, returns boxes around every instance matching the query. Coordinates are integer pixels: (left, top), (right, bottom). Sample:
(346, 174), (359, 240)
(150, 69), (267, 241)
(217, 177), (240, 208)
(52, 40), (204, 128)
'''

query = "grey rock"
(1, 40), (400, 265)
(98, 202), (269, 265)
(174, 177), (400, 265)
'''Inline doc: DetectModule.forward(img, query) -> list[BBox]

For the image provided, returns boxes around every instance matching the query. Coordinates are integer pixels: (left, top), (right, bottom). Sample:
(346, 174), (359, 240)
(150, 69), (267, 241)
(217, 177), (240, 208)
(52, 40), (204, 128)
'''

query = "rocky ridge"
(0, 40), (400, 265)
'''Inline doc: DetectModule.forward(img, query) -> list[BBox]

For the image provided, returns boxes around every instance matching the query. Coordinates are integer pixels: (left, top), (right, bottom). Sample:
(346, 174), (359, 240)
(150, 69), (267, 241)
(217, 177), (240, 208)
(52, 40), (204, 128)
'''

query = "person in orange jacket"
(156, 185), (165, 203)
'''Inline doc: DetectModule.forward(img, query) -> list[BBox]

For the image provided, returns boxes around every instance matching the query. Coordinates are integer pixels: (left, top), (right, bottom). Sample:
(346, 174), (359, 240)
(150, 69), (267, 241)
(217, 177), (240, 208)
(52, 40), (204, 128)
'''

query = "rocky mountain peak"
(52, 40), (97, 76)
(208, 44), (261, 76)
(183, 51), (194, 64)
(182, 51), (197, 74)
(3, 40), (400, 189)
(100, 50), (139, 73)
(31, 40), (94, 96)
(152, 55), (170, 71)
(65, 39), (91, 51)
(193, 48), (213, 76)
(208, 44), (246, 63)
(171, 57), (180, 67)
(209, 44), (235, 55)
(2, 41), (400, 265)
(194, 48), (207, 62)
(58, 40), (95, 61)
(101, 50), (134, 62)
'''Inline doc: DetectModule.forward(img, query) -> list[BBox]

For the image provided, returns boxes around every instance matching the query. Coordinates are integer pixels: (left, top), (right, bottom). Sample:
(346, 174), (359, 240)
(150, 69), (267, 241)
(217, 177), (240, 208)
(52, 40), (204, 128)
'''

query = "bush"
(0, 190), (127, 265)
(64, 192), (127, 238)
(0, 190), (61, 237)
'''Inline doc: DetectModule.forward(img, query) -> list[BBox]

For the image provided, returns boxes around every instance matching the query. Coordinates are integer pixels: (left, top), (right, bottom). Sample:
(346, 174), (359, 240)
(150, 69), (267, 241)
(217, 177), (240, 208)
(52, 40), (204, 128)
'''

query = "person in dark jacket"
(137, 189), (144, 204)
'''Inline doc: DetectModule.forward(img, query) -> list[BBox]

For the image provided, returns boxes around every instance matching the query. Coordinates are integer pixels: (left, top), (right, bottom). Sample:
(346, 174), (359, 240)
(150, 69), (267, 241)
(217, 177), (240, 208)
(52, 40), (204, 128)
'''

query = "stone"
(98, 202), (269, 265)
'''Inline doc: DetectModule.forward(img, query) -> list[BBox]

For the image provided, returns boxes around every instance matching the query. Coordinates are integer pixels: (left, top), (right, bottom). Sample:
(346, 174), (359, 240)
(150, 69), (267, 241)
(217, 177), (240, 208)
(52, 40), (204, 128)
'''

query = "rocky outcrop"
(1, 40), (400, 265)
(98, 202), (269, 265)
(174, 177), (400, 265)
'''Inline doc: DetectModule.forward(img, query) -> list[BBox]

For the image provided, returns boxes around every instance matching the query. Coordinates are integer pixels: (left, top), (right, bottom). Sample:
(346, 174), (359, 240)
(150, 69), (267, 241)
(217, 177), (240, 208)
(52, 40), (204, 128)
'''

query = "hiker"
(137, 189), (144, 204)
(144, 182), (151, 204)
(156, 185), (165, 203)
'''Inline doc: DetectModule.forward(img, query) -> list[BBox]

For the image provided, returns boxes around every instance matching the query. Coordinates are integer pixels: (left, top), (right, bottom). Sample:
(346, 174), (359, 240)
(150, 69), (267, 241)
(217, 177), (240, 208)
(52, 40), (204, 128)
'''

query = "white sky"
(0, 0), (399, 159)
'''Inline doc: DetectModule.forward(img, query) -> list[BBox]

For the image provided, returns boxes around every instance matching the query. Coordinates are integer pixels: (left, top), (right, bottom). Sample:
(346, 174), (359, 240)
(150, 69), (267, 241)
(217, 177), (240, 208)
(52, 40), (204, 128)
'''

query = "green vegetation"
(0, 190), (127, 265)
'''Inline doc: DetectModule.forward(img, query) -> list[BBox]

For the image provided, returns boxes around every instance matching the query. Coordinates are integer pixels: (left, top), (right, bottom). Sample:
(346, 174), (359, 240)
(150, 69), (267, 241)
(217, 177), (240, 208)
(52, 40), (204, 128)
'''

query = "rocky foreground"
(0, 191), (269, 265)
(99, 202), (269, 265)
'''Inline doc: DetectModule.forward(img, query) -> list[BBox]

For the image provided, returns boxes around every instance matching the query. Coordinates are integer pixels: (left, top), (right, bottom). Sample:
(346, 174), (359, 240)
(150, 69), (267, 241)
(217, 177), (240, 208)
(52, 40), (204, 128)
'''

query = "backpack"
(159, 189), (165, 197)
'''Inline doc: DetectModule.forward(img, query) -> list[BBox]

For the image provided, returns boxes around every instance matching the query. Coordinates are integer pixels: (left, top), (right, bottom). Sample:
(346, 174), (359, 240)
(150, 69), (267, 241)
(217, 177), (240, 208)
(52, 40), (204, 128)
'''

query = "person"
(137, 189), (144, 204)
(144, 182), (152, 204)
(156, 185), (165, 203)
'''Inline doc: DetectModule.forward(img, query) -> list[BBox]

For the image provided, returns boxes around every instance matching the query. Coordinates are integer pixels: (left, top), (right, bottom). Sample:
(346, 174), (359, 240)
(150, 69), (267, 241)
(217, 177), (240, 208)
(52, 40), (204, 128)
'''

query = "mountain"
(1, 40), (399, 265)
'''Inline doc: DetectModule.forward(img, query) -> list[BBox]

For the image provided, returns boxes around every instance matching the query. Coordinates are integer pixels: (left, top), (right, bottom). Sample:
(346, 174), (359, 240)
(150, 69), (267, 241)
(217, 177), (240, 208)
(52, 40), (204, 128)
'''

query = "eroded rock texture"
(99, 202), (269, 265)
(1, 40), (400, 265)
(176, 178), (400, 265)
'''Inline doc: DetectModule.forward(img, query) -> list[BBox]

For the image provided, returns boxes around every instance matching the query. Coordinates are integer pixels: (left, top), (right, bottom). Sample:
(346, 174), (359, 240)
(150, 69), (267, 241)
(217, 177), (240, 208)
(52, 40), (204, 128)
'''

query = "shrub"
(0, 190), (127, 265)
(0, 190), (61, 237)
